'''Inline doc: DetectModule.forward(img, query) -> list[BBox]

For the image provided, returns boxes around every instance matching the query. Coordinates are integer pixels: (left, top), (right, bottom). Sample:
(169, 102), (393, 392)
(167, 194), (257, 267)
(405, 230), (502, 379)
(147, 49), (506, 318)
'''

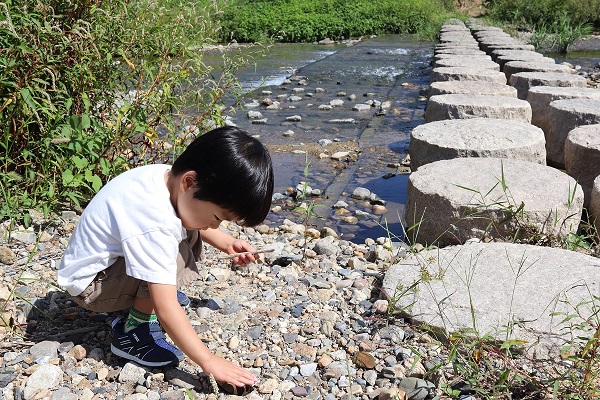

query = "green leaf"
(62, 169), (74, 185)
(19, 87), (37, 110)
(72, 156), (88, 169)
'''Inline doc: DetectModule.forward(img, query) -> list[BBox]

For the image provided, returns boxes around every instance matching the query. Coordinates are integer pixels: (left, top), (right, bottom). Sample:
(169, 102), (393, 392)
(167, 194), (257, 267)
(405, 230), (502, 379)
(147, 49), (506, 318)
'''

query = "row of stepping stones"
(407, 19), (600, 246)
(379, 19), (600, 357)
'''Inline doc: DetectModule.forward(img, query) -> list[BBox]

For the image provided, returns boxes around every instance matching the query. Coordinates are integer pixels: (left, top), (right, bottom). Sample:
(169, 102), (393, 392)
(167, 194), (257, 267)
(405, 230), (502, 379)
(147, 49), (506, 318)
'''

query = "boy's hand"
(226, 239), (258, 266)
(200, 353), (257, 387)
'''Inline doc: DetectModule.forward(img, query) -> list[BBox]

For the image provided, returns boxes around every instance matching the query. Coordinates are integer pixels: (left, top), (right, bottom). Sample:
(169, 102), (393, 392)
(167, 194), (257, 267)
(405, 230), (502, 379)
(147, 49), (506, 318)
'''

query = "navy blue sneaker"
(110, 317), (184, 367)
(177, 290), (191, 309)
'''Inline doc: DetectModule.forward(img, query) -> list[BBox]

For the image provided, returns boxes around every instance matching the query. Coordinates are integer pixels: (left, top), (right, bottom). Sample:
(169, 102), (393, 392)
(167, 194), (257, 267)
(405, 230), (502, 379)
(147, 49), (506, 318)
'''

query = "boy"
(58, 126), (274, 391)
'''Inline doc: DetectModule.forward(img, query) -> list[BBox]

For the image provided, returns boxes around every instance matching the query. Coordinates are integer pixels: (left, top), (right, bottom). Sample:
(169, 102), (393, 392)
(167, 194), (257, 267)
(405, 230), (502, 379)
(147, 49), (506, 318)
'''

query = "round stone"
(424, 94), (531, 123)
(434, 58), (499, 70)
(545, 99), (600, 167)
(410, 118), (546, 170)
(496, 55), (555, 71)
(509, 71), (588, 100)
(431, 67), (507, 84)
(405, 157), (583, 246)
(490, 49), (544, 62)
(564, 124), (600, 206)
(526, 86), (600, 131)
(429, 81), (517, 97)
(503, 60), (574, 81)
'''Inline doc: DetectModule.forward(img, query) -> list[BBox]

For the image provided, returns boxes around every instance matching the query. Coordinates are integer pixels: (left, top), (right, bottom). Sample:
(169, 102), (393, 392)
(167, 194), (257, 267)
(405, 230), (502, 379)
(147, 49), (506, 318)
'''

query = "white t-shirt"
(58, 164), (187, 296)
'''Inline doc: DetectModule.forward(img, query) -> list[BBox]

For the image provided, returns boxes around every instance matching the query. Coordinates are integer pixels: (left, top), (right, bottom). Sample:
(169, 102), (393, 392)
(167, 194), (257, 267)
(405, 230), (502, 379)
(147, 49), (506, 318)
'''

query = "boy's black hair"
(171, 126), (274, 227)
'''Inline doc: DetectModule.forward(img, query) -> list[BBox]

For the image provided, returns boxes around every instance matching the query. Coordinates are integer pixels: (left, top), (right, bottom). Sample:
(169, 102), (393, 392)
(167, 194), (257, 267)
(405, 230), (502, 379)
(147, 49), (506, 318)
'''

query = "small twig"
(217, 249), (274, 260)
(0, 340), (35, 349)
(45, 325), (103, 339)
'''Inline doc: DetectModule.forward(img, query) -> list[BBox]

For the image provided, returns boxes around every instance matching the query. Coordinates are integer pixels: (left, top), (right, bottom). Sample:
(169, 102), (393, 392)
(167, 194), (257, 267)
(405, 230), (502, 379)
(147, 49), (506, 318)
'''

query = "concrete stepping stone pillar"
(564, 124), (600, 207)
(434, 53), (491, 62)
(485, 44), (536, 54)
(405, 157), (583, 246)
(526, 86), (600, 132)
(545, 99), (600, 167)
(431, 67), (507, 84)
(509, 71), (588, 100)
(504, 61), (574, 81)
(429, 81), (517, 97)
(381, 242), (600, 349)
(496, 55), (555, 72)
(491, 49), (544, 62)
(435, 48), (487, 55)
(410, 119), (546, 170)
(425, 94), (531, 123)
(434, 58), (500, 70)
(590, 176), (600, 235)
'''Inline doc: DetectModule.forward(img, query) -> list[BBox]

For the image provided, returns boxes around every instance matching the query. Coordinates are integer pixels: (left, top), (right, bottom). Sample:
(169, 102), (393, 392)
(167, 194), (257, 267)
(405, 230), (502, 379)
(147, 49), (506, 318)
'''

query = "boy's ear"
(180, 171), (197, 192)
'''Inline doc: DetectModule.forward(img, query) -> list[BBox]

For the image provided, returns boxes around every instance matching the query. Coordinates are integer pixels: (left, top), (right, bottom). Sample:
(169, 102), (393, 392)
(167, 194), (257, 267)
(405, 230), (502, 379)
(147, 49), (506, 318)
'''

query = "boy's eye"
(214, 215), (221, 221)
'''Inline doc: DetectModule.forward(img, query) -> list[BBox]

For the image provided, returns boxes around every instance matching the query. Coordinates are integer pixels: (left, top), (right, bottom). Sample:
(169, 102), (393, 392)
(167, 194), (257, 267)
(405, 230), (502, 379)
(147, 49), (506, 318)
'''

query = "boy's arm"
(200, 227), (258, 265)
(148, 282), (256, 387)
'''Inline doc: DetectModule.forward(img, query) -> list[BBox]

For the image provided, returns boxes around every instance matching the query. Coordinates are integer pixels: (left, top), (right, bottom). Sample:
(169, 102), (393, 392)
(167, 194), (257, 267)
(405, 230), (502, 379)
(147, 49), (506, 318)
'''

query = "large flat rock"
(431, 67), (507, 84)
(434, 58), (499, 70)
(526, 86), (600, 131)
(564, 124), (600, 206)
(545, 99), (600, 167)
(496, 55), (555, 72)
(410, 118), (546, 170)
(509, 71), (588, 100)
(424, 94), (531, 123)
(490, 49), (544, 62)
(381, 242), (600, 353)
(405, 157), (583, 246)
(429, 81), (517, 97)
(503, 61), (574, 81)
(485, 44), (536, 54)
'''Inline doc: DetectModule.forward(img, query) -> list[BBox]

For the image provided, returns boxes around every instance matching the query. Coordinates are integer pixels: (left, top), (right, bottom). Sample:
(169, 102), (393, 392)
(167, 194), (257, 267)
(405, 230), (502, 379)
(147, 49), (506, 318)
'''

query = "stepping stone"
(496, 55), (555, 72)
(564, 124), (600, 206)
(433, 58), (499, 70)
(545, 99), (600, 167)
(424, 94), (531, 123)
(485, 44), (537, 54)
(434, 48), (486, 56)
(509, 71), (588, 100)
(503, 61), (575, 81)
(526, 86), (600, 132)
(381, 242), (599, 352)
(410, 119), (546, 170)
(490, 49), (544, 62)
(429, 81), (517, 97)
(405, 157), (583, 246)
(434, 53), (491, 62)
(431, 67), (506, 84)
(590, 176), (600, 235)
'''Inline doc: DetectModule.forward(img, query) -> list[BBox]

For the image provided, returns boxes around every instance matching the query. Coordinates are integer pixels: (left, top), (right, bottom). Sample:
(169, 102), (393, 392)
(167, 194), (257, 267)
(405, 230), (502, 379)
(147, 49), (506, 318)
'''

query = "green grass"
(217, 0), (459, 43)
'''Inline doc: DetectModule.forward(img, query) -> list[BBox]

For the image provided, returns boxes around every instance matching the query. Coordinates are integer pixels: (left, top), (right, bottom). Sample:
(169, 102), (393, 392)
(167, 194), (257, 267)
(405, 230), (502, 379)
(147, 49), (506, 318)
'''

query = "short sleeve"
(122, 230), (181, 285)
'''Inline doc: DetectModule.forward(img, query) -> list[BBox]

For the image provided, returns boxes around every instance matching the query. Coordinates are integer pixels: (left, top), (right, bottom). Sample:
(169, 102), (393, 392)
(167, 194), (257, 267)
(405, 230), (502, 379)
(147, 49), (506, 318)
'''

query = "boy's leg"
(72, 257), (145, 313)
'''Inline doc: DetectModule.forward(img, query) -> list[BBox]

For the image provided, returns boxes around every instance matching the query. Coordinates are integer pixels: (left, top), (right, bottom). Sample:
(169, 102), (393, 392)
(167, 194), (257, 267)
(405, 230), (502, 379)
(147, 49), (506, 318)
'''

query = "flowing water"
(221, 35), (433, 243)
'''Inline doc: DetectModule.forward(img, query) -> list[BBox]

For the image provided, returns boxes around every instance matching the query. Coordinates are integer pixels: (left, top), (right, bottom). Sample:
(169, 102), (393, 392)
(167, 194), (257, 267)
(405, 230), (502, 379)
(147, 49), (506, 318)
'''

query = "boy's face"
(174, 172), (235, 231)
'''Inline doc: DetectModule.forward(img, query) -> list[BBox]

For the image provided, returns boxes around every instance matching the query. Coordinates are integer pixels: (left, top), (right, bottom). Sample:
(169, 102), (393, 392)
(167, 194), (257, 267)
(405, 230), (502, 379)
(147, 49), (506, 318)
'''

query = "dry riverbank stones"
(424, 94), (531, 123)
(564, 124), (600, 206)
(509, 72), (588, 100)
(545, 99), (600, 167)
(405, 157), (583, 246)
(382, 242), (600, 351)
(429, 81), (517, 97)
(410, 119), (546, 170)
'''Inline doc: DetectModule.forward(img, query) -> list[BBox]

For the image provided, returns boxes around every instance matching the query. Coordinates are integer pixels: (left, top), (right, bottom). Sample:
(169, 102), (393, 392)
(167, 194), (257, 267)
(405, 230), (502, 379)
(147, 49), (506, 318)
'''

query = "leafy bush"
(0, 0), (254, 226)
(486, 0), (600, 29)
(217, 0), (457, 43)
